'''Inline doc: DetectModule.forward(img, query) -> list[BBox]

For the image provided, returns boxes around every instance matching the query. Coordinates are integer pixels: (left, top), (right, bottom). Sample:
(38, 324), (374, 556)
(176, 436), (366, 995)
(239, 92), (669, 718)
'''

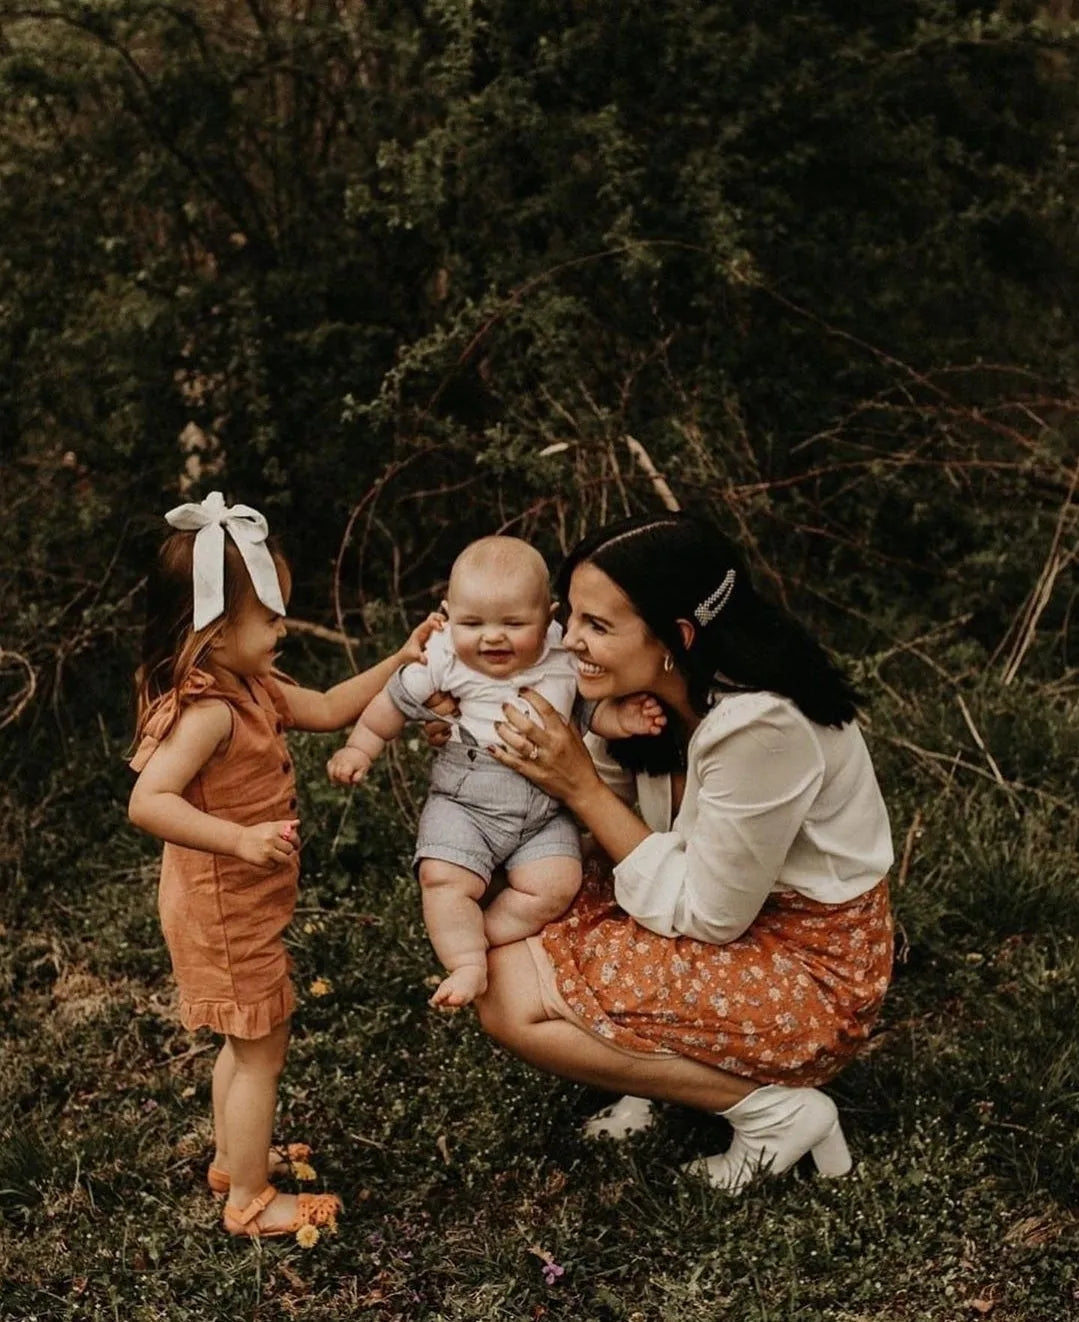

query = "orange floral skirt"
(534, 868), (893, 1087)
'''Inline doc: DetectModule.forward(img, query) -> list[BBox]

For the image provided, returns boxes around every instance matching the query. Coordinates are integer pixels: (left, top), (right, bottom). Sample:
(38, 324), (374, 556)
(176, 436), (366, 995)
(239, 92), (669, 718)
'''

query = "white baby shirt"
(393, 622), (578, 749)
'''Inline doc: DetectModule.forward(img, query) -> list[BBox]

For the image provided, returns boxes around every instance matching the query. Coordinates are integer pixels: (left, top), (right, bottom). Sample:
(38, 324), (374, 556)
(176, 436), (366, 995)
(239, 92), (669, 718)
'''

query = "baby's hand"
(237, 819), (300, 868)
(327, 745), (372, 785)
(400, 611), (445, 666)
(612, 693), (667, 738)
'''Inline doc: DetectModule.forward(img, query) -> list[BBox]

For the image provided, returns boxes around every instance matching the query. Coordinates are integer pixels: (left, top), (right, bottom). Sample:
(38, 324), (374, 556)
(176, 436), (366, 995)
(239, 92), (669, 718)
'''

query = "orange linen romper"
(130, 669), (300, 1039)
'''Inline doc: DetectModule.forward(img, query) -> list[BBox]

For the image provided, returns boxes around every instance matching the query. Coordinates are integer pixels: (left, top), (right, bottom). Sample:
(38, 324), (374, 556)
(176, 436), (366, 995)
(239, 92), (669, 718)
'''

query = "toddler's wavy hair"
(134, 529), (288, 740)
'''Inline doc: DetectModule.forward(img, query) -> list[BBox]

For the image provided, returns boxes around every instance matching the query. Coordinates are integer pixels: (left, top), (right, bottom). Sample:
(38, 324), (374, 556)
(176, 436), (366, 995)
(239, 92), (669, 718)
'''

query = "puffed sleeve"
(612, 697), (826, 944)
(129, 669), (218, 772)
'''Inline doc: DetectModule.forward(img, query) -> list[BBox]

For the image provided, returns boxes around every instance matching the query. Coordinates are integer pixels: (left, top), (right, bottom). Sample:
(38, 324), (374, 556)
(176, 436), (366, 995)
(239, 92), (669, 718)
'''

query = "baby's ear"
(439, 598), (450, 617)
(548, 600), (559, 621)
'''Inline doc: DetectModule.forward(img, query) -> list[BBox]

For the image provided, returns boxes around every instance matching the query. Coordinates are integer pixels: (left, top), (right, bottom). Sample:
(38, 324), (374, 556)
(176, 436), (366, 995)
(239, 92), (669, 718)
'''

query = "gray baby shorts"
(414, 742), (580, 883)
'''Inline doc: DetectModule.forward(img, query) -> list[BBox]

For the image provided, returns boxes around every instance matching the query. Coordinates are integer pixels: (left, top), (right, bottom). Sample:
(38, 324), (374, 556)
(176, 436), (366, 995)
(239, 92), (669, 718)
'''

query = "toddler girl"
(128, 492), (439, 1238)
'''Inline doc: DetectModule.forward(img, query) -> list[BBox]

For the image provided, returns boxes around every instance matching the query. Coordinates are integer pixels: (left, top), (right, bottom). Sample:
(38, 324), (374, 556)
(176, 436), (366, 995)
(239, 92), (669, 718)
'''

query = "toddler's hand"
(400, 611), (445, 666)
(327, 745), (372, 785)
(613, 693), (667, 738)
(237, 819), (300, 868)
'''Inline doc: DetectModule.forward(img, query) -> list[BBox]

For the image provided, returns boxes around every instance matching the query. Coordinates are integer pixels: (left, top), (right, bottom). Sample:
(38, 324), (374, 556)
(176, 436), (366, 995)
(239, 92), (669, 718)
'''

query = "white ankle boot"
(582, 1094), (657, 1141)
(683, 1085), (851, 1193)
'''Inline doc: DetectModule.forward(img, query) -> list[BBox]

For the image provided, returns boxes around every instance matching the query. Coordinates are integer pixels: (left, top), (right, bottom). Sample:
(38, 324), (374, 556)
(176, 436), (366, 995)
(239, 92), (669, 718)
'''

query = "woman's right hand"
(236, 819), (300, 868)
(490, 688), (604, 810)
(420, 690), (459, 748)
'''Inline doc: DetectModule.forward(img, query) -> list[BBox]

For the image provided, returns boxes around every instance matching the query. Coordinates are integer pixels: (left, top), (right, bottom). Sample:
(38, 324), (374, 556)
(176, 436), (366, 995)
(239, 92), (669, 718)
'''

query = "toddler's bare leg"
(419, 859), (489, 1008)
(484, 856), (583, 947)
(223, 1023), (300, 1227)
(211, 1038), (236, 1172)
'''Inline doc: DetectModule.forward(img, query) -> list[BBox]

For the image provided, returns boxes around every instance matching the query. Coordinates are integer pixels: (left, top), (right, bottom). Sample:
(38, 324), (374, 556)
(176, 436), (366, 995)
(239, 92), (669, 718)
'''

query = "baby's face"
(445, 567), (552, 679)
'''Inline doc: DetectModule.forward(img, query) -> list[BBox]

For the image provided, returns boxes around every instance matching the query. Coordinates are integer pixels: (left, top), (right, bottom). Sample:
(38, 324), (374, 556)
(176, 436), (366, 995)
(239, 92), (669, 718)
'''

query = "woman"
(480, 513), (894, 1192)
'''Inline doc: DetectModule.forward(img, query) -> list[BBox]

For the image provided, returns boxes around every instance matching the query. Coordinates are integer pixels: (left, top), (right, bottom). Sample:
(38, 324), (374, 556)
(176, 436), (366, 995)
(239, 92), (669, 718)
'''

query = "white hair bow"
(164, 491), (286, 631)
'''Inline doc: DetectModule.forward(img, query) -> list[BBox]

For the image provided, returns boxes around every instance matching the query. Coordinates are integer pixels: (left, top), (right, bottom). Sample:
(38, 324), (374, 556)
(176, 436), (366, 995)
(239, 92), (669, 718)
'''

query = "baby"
(327, 535), (659, 1008)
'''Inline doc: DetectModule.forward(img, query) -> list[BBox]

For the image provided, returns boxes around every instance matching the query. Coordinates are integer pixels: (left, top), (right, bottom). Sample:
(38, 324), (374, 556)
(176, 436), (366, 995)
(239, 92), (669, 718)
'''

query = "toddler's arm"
(129, 702), (299, 868)
(589, 693), (667, 740)
(283, 612), (443, 733)
(326, 688), (407, 785)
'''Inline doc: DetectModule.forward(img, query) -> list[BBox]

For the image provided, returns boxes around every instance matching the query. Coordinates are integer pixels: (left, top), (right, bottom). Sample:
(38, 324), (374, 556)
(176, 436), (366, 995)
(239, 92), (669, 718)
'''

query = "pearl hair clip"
(693, 569), (736, 627)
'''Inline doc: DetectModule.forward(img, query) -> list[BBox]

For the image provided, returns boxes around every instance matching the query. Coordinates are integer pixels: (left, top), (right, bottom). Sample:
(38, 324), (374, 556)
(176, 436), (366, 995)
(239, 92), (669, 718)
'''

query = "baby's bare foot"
(429, 964), (487, 1009)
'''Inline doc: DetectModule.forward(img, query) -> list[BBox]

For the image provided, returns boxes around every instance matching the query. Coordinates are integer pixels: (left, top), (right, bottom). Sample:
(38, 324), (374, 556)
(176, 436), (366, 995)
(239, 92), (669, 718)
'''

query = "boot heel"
(810, 1120), (852, 1177)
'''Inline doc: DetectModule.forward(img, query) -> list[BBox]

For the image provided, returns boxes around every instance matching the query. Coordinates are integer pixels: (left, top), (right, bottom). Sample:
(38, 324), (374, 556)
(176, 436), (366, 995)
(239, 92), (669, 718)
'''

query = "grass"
(2, 664), (1077, 1321)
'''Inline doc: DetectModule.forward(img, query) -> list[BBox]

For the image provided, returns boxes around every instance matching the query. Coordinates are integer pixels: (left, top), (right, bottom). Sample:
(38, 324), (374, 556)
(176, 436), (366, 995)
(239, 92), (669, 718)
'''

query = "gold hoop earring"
(663, 653), (674, 673)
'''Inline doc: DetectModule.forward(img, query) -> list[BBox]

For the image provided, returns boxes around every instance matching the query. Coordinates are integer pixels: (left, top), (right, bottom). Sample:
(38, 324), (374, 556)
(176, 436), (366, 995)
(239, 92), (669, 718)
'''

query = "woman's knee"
(475, 943), (543, 1044)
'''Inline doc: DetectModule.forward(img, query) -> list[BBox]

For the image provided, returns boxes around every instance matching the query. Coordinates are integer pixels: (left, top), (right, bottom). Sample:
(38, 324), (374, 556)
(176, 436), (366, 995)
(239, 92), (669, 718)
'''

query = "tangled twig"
(0, 649), (37, 731)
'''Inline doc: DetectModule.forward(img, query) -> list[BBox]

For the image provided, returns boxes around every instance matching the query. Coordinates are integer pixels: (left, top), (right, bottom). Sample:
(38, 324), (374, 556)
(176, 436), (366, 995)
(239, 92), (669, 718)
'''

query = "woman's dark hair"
(557, 513), (863, 774)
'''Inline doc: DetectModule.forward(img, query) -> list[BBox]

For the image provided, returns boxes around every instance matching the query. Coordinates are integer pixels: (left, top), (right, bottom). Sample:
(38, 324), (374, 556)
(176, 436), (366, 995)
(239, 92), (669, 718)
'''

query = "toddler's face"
(211, 564), (290, 680)
(446, 567), (552, 679)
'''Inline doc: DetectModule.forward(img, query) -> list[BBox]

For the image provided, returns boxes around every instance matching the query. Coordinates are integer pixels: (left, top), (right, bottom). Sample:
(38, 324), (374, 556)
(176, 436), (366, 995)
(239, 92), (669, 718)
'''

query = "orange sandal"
(223, 1185), (342, 1238)
(206, 1143), (313, 1195)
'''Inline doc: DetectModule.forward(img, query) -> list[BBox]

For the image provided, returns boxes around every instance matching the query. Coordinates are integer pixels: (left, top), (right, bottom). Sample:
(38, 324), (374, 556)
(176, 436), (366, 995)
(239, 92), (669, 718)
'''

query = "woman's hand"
(491, 687), (603, 810)
(421, 690), (459, 749)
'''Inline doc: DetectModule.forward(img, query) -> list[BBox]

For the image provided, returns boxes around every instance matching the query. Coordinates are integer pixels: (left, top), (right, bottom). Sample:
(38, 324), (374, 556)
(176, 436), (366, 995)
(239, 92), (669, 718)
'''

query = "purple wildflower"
(541, 1260), (565, 1286)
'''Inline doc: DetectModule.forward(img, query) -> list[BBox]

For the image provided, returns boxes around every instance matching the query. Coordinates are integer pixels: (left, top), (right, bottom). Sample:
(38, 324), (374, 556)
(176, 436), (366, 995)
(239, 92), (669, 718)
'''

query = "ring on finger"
(528, 743), (541, 761)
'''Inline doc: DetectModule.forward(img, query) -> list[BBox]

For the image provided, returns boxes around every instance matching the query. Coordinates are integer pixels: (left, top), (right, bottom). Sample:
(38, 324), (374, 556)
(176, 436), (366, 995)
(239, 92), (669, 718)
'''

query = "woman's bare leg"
(476, 943), (755, 1112)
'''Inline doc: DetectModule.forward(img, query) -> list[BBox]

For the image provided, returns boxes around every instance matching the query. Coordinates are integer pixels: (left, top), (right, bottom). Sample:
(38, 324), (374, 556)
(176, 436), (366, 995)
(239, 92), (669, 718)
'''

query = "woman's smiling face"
(563, 562), (669, 700)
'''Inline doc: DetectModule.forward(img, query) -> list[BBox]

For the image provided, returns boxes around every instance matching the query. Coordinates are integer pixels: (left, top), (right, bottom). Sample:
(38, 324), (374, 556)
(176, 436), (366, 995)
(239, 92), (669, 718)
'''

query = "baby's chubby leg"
(418, 859), (490, 1009)
(484, 855), (583, 947)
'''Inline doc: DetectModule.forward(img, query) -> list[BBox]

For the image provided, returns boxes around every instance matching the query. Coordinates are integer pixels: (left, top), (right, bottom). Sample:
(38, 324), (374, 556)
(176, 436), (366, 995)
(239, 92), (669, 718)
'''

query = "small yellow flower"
(308, 978), (333, 997)
(291, 1161), (317, 1181)
(295, 1224), (320, 1249)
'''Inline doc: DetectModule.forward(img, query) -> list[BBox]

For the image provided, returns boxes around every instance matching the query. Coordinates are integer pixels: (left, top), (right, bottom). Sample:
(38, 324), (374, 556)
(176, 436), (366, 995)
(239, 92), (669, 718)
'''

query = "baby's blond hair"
(447, 536), (551, 608)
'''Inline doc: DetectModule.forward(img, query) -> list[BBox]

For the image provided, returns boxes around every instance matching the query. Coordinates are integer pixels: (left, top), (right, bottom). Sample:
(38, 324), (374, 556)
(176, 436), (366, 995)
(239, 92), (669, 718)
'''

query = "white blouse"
(588, 691), (894, 946)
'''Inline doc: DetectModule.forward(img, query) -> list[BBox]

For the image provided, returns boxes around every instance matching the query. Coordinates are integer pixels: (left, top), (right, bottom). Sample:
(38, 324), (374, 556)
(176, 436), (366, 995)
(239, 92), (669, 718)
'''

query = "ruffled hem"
(178, 977), (295, 1040)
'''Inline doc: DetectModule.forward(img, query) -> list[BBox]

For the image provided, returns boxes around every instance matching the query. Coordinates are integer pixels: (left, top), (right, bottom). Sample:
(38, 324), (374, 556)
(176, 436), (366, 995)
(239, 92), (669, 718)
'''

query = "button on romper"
(130, 669), (300, 1039)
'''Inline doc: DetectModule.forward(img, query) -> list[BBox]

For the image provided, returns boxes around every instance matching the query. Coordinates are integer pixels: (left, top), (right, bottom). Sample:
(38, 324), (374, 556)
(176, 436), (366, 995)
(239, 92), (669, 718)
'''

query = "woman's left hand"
(490, 687), (602, 808)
